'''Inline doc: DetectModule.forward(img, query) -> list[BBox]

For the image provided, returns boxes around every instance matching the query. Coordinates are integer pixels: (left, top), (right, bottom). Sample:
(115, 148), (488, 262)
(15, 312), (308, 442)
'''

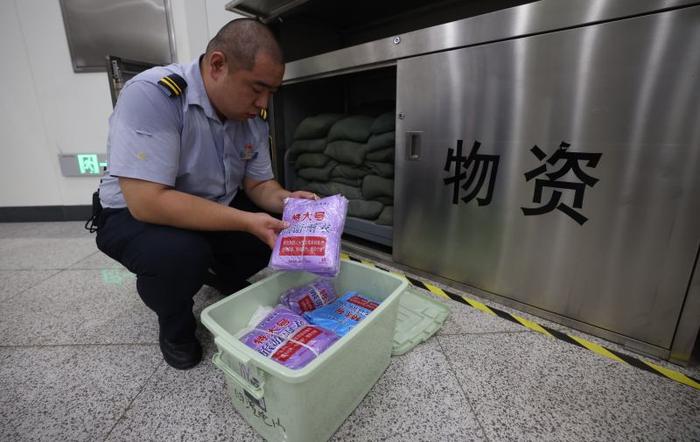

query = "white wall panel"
(170, 0), (209, 63)
(15, 0), (112, 206)
(0, 1), (63, 206)
(205, 0), (244, 38)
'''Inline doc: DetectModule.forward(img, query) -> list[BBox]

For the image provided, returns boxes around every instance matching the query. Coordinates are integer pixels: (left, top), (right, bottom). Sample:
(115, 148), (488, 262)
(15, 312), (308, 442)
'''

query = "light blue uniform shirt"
(99, 57), (274, 208)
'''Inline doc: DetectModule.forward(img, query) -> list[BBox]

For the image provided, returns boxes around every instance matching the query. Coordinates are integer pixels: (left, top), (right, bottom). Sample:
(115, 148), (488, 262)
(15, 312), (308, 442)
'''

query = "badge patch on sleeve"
(241, 143), (258, 160)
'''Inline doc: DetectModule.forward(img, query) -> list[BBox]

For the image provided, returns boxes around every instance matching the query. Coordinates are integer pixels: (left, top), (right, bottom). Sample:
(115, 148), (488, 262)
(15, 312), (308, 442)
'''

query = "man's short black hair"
(205, 18), (283, 71)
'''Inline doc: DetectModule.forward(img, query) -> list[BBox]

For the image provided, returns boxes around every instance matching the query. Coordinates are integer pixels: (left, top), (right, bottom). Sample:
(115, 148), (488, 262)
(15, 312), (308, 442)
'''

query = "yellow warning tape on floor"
(340, 253), (700, 391)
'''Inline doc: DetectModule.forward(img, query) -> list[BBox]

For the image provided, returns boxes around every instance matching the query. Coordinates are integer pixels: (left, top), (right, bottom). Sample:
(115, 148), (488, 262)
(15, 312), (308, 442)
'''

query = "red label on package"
(292, 326), (322, 344)
(298, 295), (315, 312)
(272, 341), (302, 362)
(271, 327), (322, 362)
(347, 295), (379, 311)
(279, 236), (326, 256)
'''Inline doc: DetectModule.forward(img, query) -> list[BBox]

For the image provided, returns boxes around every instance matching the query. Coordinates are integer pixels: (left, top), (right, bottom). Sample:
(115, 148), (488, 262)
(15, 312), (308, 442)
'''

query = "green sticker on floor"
(340, 253), (700, 391)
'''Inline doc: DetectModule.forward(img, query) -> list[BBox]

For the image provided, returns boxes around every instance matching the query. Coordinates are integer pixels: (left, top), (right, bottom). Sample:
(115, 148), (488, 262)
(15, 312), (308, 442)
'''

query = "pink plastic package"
(280, 279), (338, 315)
(240, 305), (339, 369)
(269, 194), (349, 276)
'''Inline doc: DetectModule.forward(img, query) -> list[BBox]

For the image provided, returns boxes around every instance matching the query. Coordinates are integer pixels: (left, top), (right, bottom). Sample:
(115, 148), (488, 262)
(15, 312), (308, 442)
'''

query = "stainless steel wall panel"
(60, 0), (175, 72)
(283, 0), (699, 82)
(394, 7), (700, 349)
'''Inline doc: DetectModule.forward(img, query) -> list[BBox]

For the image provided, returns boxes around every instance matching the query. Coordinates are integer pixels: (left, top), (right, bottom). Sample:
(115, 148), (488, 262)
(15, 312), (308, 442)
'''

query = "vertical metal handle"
(406, 131), (422, 160)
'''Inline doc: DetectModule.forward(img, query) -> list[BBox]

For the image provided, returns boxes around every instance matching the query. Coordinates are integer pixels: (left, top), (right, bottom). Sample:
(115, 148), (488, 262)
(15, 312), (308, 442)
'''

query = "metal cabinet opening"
(272, 66), (397, 246)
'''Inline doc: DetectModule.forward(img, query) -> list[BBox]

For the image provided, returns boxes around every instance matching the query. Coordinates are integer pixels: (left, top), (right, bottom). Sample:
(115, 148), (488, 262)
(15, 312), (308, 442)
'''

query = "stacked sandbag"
(292, 111), (395, 226)
(324, 115), (374, 218)
(288, 114), (344, 186)
(362, 112), (395, 225)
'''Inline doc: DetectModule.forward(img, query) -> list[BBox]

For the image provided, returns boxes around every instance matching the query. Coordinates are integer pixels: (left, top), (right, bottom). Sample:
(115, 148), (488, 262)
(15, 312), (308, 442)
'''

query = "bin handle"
(212, 337), (265, 400)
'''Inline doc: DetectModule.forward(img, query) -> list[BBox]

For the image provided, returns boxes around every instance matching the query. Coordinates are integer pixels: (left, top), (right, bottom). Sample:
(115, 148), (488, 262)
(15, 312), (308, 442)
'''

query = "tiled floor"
(1, 221), (698, 441)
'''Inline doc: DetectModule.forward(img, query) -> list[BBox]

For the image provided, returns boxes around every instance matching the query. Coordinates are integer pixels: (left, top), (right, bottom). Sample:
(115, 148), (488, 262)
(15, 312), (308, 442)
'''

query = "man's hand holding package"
(245, 212), (288, 248)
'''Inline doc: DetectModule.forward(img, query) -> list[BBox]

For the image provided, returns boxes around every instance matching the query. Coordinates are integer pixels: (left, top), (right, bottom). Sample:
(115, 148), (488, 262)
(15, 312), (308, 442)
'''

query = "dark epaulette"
(157, 73), (187, 97)
(259, 108), (268, 121)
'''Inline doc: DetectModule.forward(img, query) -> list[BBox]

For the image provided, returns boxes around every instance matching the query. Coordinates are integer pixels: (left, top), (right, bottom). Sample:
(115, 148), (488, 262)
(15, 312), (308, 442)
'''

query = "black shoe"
(159, 336), (202, 370)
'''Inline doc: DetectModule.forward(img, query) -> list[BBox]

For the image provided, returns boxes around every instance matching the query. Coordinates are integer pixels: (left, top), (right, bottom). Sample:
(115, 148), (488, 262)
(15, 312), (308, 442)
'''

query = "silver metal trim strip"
(283, 0), (699, 82)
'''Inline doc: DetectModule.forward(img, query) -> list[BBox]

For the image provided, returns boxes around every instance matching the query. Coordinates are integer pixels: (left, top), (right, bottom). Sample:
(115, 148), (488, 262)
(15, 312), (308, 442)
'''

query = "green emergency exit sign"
(77, 154), (108, 174)
(58, 154), (108, 177)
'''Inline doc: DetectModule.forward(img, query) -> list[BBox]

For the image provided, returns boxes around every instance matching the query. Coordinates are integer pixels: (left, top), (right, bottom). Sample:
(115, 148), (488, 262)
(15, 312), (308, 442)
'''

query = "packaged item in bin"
(304, 291), (380, 336)
(280, 278), (338, 314)
(269, 194), (349, 277)
(247, 305), (273, 327)
(241, 305), (339, 369)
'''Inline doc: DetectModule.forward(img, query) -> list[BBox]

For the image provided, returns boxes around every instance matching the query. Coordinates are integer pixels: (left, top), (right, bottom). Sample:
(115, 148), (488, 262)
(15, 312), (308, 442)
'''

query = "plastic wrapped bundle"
(280, 279), (338, 315)
(241, 306), (339, 369)
(304, 292), (381, 336)
(270, 194), (349, 276)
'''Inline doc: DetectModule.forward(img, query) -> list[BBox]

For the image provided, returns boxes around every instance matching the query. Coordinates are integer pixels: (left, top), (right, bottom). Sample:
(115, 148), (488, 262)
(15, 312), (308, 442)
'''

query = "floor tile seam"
(434, 336), (492, 442)
(0, 238), (88, 243)
(68, 250), (102, 269)
(69, 266), (122, 270)
(65, 249), (102, 270)
(102, 360), (166, 442)
(0, 268), (67, 272)
(0, 267), (78, 271)
(0, 342), (159, 349)
(2, 268), (63, 303)
(0, 248), (99, 272)
(0, 267), (116, 272)
(0, 236), (92, 239)
(439, 330), (533, 337)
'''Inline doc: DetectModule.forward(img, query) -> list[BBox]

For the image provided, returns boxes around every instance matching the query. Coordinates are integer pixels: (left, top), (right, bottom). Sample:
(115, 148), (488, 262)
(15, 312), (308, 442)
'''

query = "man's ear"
(208, 51), (228, 80)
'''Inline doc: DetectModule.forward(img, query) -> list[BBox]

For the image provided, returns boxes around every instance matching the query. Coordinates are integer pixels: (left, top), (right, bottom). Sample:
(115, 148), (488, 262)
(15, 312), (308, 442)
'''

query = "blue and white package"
(303, 291), (381, 336)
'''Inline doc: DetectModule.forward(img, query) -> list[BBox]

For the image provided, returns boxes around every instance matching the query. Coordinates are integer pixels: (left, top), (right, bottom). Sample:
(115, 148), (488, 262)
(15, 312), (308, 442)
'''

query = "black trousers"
(95, 192), (271, 342)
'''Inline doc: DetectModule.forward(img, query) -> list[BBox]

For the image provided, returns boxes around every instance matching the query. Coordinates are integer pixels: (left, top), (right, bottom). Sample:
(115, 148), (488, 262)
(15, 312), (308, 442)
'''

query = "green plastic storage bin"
(201, 260), (447, 442)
